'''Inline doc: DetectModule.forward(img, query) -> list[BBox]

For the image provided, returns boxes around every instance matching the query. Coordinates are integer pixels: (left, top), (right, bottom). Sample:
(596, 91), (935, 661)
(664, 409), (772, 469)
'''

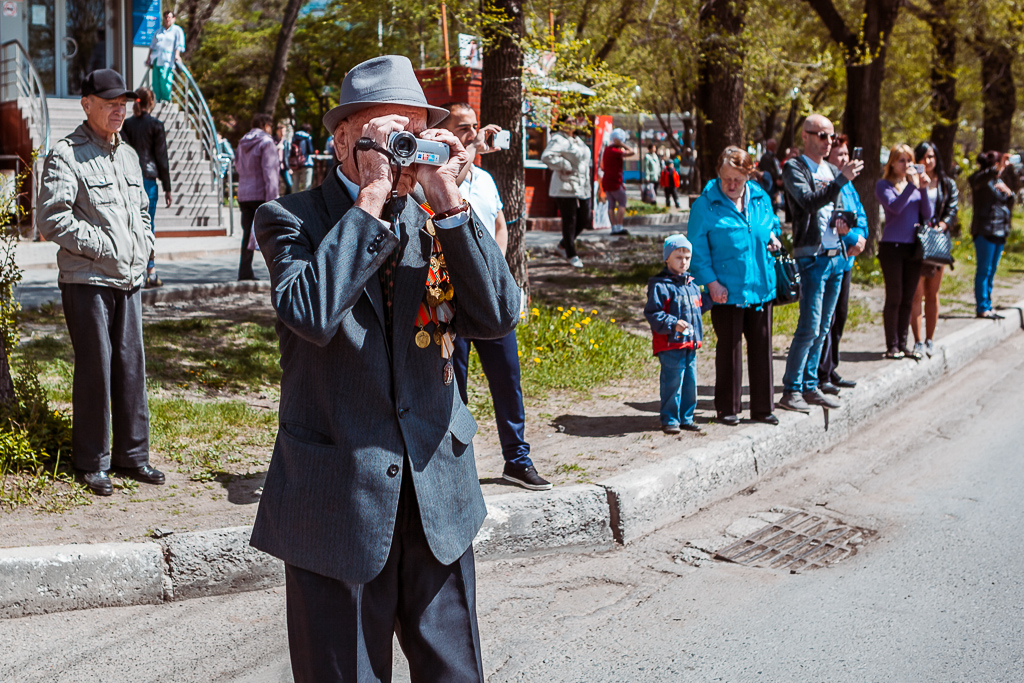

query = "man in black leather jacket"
(122, 87), (172, 287)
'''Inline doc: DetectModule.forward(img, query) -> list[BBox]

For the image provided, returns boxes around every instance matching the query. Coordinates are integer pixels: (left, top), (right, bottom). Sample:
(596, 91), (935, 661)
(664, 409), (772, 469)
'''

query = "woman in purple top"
(875, 143), (934, 359)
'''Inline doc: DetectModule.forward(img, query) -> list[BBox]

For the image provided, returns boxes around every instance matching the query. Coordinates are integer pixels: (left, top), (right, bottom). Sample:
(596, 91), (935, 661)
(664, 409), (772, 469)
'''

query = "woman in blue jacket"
(689, 146), (782, 426)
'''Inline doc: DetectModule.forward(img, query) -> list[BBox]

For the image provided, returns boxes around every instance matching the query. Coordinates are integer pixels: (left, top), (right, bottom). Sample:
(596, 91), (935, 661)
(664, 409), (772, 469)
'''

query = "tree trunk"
(259, 0), (305, 116)
(695, 0), (748, 185)
(480, 0), (527, 295)
(924, 0), (959, 171)
(180, 0), (226, 62)
(0, 337), (13, 408)
(977, 40), (1016, 153)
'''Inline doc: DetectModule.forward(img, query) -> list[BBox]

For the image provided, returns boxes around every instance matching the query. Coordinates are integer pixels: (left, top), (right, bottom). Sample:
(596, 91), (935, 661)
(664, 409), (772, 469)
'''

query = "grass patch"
(625, 199), (669, 216)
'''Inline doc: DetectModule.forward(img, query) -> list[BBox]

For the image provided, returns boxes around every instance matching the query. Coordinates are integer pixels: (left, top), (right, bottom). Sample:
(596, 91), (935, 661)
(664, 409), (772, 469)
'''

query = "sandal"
(884, 349), (905, 360)
(900, 347), (923, 361)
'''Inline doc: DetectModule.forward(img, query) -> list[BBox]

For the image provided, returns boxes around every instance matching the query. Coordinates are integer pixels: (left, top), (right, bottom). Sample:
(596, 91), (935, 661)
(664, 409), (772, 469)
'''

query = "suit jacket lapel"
(392, 198), (432, 377)
(323, 169), (386, 336)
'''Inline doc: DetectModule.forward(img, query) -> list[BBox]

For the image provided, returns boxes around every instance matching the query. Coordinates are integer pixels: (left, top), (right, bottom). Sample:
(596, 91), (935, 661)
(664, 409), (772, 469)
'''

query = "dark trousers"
(285, 464), (484, 683)
(238, 199), (264, 280)
(451, 331), (532, 468)
(555, 196), (591, 259)
(710, 304), (775, 417)
(877, 242), (922, 352)
(663, 185), (680, 208)
(60, 283), (150, 472)
(819, 269), (852, 382)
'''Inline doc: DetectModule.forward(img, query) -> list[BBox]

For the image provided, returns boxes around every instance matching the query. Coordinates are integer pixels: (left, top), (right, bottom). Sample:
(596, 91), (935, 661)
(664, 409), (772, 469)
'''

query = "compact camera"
(852, 147), (863, 160)
(488, 129), (511, 150)
(386, 131), (450, 167)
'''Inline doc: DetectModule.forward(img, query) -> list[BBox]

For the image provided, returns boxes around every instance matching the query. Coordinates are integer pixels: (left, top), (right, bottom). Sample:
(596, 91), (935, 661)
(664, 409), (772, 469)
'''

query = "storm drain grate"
(715, 511), (865, 571)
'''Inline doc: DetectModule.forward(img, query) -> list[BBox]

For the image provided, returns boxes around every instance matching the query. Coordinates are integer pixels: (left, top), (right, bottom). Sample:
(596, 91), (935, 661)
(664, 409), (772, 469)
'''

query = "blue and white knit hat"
(663, 234), (692, 260)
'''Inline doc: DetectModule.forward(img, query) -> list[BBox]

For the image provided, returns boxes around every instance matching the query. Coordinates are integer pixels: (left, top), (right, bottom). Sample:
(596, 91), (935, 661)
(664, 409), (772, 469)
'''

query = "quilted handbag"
(772, 247), (801, 306)
(916, 224), (955, 269)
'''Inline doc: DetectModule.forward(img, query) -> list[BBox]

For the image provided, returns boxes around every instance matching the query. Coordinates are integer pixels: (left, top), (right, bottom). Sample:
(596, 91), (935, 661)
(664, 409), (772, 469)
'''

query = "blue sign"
(132, 0), (161, 47)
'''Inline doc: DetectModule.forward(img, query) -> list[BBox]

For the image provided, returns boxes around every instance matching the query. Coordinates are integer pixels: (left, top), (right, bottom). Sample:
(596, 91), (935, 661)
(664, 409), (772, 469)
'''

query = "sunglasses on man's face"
(807, 131), (836, 141)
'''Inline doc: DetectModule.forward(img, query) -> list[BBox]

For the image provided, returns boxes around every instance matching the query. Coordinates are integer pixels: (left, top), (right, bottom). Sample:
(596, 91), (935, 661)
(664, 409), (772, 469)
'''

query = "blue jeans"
(452, 331), (532, 468)
(783, 254), (845, 393)
(143, 178), (158, 270)
(658, 347), (697, 427)
(974, 235), (1005, 314)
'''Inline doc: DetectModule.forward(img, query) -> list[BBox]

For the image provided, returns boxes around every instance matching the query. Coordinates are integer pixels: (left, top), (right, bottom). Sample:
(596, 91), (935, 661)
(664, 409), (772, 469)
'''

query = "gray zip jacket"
(36, 123), (154, 290)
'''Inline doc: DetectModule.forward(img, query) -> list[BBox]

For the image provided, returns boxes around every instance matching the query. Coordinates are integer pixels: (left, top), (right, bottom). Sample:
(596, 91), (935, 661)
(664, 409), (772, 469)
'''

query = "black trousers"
(238, 199), (264, 280)
(819, 269), (852, 382)
(663, 185), (680, 208)
(285, 463), (484, 683)
(710, 304), (775, 417)
(877, 242), (922, 352)
(555, 196), (592, 259)
(60, 283), (150, 472)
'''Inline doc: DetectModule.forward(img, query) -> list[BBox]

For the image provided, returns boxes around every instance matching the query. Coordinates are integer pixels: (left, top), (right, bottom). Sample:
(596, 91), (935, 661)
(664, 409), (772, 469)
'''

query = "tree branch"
(802, 0), (855, 48)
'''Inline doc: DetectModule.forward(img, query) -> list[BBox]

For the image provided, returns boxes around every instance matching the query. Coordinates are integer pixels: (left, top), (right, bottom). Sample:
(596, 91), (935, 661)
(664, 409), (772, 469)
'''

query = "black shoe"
(662, 424), (681, 435)
(680, 423), (703, 432)
(79, 470), (113, 496)
(717, 414), (740, 426)
(751, 412), (779, 425)
(114, 464), (166, 485)
(831, 374), (857, 389)
(820, 381), (840, 396)
(502, 464), (553, 491)
(611, 228), (630, 237)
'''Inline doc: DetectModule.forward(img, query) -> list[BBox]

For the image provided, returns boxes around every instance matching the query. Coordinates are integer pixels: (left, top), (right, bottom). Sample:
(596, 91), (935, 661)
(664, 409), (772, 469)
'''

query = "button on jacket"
(36, 123), (154, 290)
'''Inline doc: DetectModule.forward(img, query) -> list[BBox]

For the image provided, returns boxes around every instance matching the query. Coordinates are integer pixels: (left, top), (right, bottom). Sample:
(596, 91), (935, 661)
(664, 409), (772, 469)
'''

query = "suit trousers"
(451, 331), (532, 468)
(710, 304), (775, 417)
(819, 269), (852, 382)
(555, 197), (592, 259)
(285, 462), (484, 683)
(238, 200), (264, 280)
(60, 283), (150, 472)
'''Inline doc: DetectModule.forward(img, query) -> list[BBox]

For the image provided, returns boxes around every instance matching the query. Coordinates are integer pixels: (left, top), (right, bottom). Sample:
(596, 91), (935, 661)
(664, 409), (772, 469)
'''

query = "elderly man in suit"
(249, 56), (520, 682)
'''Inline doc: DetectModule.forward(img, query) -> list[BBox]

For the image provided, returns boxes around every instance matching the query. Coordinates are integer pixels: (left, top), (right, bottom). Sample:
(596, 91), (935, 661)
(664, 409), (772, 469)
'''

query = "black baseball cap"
(81, 69), (137, 100)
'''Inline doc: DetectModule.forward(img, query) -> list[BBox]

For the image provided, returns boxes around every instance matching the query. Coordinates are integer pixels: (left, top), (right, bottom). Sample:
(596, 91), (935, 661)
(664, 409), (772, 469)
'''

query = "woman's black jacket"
(121, 112), (171, 193)
(969, 168), (1014, 240)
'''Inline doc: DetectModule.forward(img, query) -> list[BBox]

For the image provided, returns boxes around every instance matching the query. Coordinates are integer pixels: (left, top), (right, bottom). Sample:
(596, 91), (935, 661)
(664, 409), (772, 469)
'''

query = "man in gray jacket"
(250, 56), (520, 681)
(36, 69), (164, 496)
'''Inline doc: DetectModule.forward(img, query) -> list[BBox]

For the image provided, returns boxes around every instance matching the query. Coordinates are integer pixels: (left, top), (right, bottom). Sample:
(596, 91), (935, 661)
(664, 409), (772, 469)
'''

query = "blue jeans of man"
(143, 178), (158, 270)
(974, 235), (1005, 314)
(658, 347), (697, 427)
(783, 254), (845, 393)
(452, 331), (532, 468)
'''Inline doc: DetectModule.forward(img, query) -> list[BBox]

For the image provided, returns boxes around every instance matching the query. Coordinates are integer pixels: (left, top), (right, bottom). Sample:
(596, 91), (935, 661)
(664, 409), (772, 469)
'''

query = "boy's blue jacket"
(688, 179), (781, 307)
(644, 268), (708, 354)
(839, 182), (869, 272)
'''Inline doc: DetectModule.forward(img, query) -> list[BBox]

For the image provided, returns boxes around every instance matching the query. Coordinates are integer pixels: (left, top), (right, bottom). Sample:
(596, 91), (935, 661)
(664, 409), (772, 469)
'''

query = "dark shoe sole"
(832, 379), (857, 389)
(502, 473), (553, 491)
(751, 413), (779, 425)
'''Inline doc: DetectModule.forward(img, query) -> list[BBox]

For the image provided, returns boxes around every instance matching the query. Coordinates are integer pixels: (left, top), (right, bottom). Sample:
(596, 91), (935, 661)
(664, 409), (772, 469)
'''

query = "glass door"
(26, 0), (110, 97)
(27, 0), (57, 94)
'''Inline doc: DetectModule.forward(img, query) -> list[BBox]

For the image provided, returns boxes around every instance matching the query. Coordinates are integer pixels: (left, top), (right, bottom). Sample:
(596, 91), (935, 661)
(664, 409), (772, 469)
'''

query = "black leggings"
(555, 197), (592, 259)
(877, 241), (922, 352)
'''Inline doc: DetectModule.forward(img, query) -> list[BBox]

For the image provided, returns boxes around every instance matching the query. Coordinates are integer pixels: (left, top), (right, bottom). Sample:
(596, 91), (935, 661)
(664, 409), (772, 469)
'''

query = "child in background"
(644, 234), (707, 434)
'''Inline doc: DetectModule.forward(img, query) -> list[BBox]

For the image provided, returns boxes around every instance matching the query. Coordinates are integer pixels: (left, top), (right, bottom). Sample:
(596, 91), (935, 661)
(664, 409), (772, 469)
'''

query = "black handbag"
(916, 224), (955, 269)
(772, 247), (801, 306)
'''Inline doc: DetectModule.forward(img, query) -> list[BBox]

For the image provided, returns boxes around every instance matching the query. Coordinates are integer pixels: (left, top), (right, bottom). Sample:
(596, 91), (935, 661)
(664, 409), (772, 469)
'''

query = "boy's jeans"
(783, 254), (845, 393)
(659, 347), (697, 427)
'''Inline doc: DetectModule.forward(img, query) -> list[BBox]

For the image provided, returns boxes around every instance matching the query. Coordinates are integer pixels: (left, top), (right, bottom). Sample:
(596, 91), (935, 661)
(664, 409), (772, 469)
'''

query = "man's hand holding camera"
(415, 128), (470, 215)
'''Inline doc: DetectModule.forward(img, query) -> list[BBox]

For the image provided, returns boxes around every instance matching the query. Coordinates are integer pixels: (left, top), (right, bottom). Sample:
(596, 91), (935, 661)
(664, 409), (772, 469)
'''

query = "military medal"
(415, 329), (431, 348)
(442, 361), (454, 385)
(415, 203), (459, 384)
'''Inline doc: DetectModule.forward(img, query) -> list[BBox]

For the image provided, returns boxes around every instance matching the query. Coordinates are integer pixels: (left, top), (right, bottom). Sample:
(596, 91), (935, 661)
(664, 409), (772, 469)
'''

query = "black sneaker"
(503, 464), (553, 491)
(662, 424), (682, 435)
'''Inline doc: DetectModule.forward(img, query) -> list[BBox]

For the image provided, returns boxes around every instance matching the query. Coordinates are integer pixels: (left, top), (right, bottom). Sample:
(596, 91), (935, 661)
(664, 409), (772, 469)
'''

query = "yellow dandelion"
(535, 346), (544, 351)
(591, 309), (598, 314)
(570, 306), (576, 312)
(531, 307), (540, 316)
(557, 306), (564, 312)
(582, 318), (591, 325)
(590, 339), (595, 343)
(610, 318), (616, 323)
(533, 357), (541, 363)
(570, 328), (577, 335)
(518, 350), (522, 357)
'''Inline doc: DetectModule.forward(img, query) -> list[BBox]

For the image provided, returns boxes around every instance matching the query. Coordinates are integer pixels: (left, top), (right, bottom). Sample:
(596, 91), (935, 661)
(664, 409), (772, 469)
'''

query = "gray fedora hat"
(322, 55), (449, 133)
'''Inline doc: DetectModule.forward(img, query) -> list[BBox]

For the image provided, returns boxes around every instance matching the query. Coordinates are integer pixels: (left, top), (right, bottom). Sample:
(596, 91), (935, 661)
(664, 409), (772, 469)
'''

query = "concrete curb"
(140, 280), (271, 306)
(2, 300), (1021, 619)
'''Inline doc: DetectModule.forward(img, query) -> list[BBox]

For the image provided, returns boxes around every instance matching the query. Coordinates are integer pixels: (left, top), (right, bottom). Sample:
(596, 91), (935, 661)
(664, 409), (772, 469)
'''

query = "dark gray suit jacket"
(249, 170), (520, 584)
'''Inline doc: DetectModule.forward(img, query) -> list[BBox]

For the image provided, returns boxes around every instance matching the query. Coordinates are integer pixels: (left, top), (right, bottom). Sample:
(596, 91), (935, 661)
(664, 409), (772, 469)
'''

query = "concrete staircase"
(46, 98), (226, 238)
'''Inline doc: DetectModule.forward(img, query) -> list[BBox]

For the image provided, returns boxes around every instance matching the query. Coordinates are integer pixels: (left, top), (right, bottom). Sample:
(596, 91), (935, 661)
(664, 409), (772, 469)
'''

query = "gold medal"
(415, 329), (431, 348)
(434, 329), (443, 346)
(430, 256), (441, 271)
(444, 283), (454, 301)
(426, 285), (445, 307)
(425, 219), (436, 236)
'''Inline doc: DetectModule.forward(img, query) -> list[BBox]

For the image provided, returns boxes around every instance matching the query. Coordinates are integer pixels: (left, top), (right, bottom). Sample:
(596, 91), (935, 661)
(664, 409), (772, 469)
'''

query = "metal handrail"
(141, 63), (226, 230)
(0, 40), (51, 156)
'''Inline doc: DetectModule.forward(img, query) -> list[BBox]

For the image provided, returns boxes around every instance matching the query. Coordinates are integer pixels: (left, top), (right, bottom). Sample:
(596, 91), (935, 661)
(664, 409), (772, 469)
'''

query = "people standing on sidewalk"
(679, 147), (696, 194)
(36, 69), (164, 496)
(644, 234), (707, 434)
(779, 114), (863, 413)
(660, 153), (681, 209)
(642, 144), (661, 204)
(276, 122), (293, 195)
(121, 87), (172, 289)
(758, 139), (784, 210)
(442, 102), (552, 491)
(969, 151), (1015, 319)
(818, 134), (867, 393)
(689, 146), (782, 426)
(600, 128), (633, 236)
(146, 11), (185, 102)
(875, 143), (933, 359)
(235, 113), (279, 281)
(910, 141), (959, 354)
(541, 115), (593, 269)
(291, 123), (316, 192)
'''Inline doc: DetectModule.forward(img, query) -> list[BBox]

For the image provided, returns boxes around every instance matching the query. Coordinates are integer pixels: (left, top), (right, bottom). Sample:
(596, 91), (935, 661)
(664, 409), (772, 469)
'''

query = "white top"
(803, 155), (841, 250)
(459, 165), (503, 240)
(927, 186), (938, 216)
(150, 25), (186, 67)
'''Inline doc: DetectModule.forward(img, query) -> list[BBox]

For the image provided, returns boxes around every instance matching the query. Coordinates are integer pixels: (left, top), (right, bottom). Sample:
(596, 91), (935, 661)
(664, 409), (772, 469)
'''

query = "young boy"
(644, 234), (707, 434)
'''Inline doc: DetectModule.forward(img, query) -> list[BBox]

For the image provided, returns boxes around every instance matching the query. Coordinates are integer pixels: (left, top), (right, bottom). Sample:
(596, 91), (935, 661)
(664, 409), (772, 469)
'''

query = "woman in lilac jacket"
(875, 143), (933, 359)
(235, 113), (280, 280)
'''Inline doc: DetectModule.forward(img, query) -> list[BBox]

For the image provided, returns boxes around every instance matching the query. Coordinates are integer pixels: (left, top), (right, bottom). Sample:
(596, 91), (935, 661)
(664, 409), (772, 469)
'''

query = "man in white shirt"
(440, 102), (552, 491)
(147, 11), (185, 102)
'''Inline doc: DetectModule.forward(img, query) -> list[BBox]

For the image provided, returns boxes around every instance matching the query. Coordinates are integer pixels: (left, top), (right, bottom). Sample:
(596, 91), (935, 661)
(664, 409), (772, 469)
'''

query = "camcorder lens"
(389, 132), (418, 159)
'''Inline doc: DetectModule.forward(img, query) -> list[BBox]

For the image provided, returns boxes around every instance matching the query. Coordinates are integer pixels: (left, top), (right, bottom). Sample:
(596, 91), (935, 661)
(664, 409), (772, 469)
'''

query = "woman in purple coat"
(234, 113), (280, 280)
(875, 143), (933, 359)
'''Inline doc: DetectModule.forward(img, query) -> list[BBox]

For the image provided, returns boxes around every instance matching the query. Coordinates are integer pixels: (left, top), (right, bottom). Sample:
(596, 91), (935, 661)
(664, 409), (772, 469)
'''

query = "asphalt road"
(3, 335), (1023, 682)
